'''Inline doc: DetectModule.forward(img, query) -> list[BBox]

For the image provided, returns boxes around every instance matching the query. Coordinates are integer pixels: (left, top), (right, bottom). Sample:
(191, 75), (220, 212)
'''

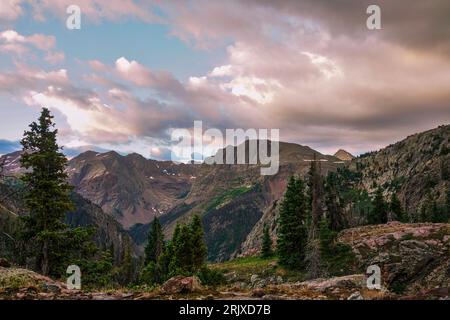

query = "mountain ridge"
(1, 124), (448, 261)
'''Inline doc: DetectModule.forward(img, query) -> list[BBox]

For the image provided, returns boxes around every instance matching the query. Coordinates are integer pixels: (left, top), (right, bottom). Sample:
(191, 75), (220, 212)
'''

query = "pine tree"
(277, 176), (308, 269)
(19, 108), (75, 275)
(389, 193), (405, 222)
(119, 238), (134, 285)
(305, 157), (326, 279)
(157, 240), (174, 282)
(168, 223), (182, 275)
(190, 214), (207, 270)
(144, 217), (165, 265)
(308, 154), (324, 229)
(324, 172), (345, 231)
(368, 187), (388, 224)
(420, 192), (434, 222)
(261, 224), (273, 258)
(431, 198), (446, 223)
(141, 215), (209, 284)
(172, 223), (194, 273)
(318, 218), (355, 276)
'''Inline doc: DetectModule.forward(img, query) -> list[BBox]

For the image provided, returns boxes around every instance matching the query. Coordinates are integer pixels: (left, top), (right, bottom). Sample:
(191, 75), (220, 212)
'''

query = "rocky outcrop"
(272, 274), (391, 300)
(338, 222), (450, 294)
(161, 276), (203, 294)
(0, 266), (66, 298)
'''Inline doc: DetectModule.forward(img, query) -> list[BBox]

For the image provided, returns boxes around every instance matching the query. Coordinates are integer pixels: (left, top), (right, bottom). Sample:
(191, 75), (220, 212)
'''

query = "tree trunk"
(42, 240), (49, 275)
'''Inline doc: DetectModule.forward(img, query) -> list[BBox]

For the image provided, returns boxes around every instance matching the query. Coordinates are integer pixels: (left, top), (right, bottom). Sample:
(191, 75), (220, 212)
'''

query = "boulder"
(161, 276), (203, 294)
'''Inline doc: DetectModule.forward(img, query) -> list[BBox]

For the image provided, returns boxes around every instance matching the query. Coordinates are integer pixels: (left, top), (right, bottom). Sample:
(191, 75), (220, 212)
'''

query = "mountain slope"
(239, 125), (450, 257)
(3, 125), (447, 262)
(353, 124), (449, 213)
(126, 142), (342, 261)
(67, 151), (195, 228)
(0, 180), (139, 263)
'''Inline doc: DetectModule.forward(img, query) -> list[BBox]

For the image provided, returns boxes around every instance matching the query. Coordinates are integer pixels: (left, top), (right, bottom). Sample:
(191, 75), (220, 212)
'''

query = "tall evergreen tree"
(190, 214), (207, 270)
(261, 224), (273, 258)
(308, 154), (324, 229)
(19, 108), (74, 275)
(172, 224), (194, 274)
(277, 176), (308, 269)
(119, 238), (134, 285)
(368, 187), (388, 225)
(324, 172), (345, 231)
(144, 217), (165, 265)
(305, 156), (326, 279)
(389, 193), (405, 222)
(420, 192), (434, 222)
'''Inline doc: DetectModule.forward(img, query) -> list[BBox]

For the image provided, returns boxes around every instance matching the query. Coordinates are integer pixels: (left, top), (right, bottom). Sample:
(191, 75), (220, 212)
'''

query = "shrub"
(196, 266), (226, 286)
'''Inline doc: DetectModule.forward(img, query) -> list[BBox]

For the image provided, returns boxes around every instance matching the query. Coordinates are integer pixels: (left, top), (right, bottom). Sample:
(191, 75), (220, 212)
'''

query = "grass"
(0, 268), (41, 290)
(209, 256), (305, 283)
(206, 186), (253, 211)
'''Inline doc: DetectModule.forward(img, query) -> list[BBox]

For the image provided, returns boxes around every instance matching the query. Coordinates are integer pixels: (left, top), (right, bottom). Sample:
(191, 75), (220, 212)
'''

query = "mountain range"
(1, 124), (449, 262)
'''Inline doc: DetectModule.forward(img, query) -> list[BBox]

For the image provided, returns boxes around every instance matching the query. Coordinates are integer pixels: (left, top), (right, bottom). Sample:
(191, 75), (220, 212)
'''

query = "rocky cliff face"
(353, 125), (449, 212)
(66, 193), (141, 261)
(338, 222), (450, 295)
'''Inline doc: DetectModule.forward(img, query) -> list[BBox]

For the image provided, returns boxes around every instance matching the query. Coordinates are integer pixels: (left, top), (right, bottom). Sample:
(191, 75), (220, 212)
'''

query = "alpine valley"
(0, 124), (449, 299)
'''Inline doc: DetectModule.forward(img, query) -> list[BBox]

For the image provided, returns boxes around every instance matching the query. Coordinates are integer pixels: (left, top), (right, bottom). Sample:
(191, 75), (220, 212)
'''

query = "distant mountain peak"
(334, 149), (354, 161)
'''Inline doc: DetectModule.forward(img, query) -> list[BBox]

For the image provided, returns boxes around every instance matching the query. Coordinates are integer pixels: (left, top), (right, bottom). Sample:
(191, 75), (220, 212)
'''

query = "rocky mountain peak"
(334, 149), (355, 161)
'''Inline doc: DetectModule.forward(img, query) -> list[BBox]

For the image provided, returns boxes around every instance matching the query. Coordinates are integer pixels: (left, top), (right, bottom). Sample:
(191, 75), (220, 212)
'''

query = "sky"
(0, 0), (449, 159)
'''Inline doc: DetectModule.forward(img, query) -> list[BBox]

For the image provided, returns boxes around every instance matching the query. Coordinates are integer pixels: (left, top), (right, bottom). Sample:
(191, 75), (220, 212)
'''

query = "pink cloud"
(0, 29), (56, 55)
(88, 60), (108, 72)
(45, 51), (65, 64)
(0, 0), (23, 21)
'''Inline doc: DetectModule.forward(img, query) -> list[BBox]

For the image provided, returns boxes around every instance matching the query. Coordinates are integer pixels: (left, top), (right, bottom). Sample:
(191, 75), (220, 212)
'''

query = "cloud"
(0, 0), (23, 21)
(209, 65), (233, 77)
(0, 29), (57, 57)
(88, 60), (108, 72)
(45, 51), (65, 64)
(1, 1), (450, 157)
(115, 57), (155, 86)
(145, 1), (450, 153)
(0, 30), (55, 49)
